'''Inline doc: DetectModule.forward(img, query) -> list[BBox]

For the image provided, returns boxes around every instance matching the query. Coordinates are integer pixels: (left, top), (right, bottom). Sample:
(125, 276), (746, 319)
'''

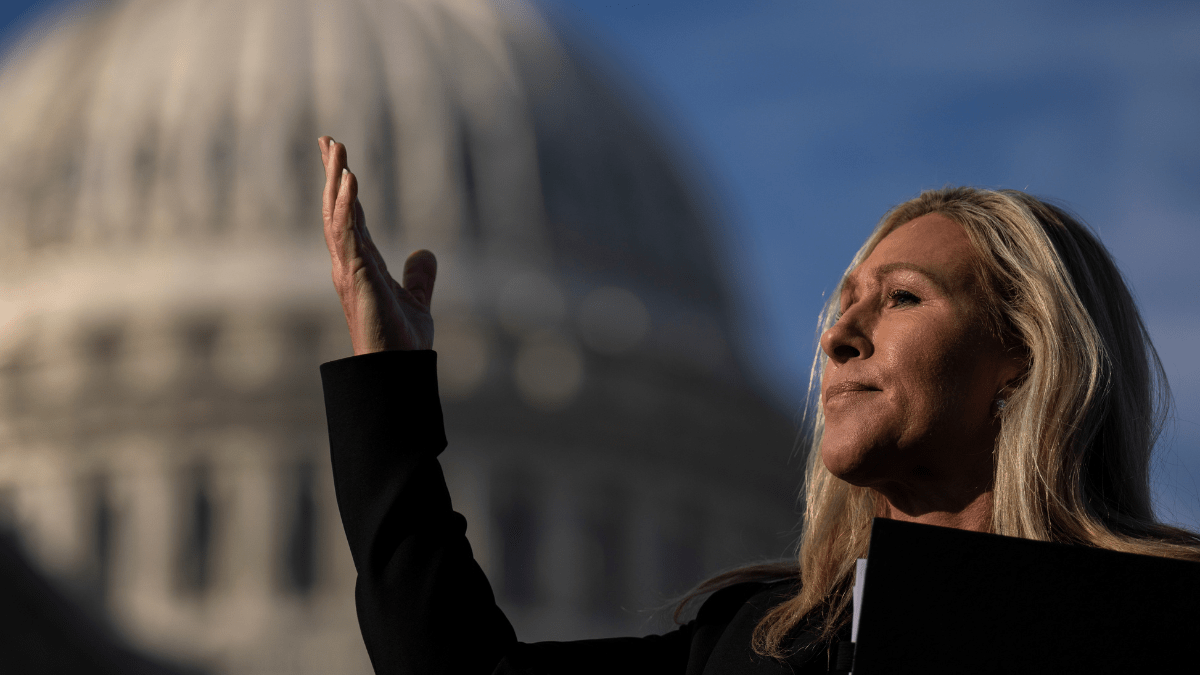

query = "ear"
(994, 346), (1028, 398)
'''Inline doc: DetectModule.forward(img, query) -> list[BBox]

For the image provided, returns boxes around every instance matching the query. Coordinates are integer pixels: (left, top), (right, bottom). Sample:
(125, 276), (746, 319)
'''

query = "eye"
(833, 297), (849, 322)
(888, 289), (920, 307)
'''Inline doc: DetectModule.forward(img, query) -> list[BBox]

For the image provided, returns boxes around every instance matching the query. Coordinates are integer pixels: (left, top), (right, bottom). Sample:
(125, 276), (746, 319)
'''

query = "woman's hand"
(320, 136), (436, 354)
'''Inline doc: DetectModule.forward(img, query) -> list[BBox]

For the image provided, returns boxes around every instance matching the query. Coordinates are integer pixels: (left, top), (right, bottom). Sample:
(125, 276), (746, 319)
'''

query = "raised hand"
(319, 136), (436, 354)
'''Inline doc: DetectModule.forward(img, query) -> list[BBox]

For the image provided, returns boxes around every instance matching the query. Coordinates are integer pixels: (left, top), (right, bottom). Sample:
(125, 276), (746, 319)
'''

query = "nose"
(820, 310), (872, 364)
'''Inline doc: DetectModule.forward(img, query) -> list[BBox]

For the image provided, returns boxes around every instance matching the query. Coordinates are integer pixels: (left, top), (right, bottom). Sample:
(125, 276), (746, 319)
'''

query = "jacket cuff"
(319, 350), (447, 457)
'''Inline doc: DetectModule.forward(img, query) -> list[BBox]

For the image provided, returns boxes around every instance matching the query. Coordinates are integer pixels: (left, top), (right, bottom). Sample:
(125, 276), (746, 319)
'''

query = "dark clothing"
(321, 350), (843, 674)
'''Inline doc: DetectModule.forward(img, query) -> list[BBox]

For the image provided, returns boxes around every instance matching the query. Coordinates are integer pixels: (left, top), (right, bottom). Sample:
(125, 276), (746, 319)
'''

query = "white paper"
(851, 557), (867, 643)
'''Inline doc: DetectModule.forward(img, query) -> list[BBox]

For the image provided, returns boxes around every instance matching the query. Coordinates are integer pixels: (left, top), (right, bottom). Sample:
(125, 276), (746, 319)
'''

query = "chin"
(819, 439), (876, 486)
(818, 418), (905, 487)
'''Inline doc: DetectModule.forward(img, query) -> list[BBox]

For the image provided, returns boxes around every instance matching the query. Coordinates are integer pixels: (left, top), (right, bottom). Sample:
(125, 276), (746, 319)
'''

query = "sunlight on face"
(818, 213), (1022, 512)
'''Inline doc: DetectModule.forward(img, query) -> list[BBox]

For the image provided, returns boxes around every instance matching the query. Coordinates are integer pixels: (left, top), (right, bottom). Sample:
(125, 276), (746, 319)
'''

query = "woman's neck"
(879, 488), (993, 532)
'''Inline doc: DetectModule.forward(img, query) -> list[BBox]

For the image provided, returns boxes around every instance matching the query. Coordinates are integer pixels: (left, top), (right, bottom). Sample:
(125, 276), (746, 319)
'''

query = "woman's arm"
(321, 350), (517, 674)
(320, 135), (508, 672)
(323, 349), (732, 674)
(316, 138), (702, 674)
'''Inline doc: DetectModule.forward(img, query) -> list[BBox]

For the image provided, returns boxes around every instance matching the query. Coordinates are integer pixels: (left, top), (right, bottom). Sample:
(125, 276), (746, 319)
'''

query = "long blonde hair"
(683, 187), (1200, 657)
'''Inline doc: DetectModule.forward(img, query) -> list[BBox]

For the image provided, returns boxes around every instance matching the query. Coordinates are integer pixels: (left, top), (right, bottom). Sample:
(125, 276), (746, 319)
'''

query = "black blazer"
(321, 350), (844, 674)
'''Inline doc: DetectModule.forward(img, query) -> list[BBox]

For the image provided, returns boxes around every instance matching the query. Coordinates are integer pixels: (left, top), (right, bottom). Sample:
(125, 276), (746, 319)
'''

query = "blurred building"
(0, 0), (800, 673)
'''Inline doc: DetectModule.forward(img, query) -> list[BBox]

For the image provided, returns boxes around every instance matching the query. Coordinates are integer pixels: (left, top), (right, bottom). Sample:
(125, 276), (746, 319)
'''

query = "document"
(851, 518), (1200, 674)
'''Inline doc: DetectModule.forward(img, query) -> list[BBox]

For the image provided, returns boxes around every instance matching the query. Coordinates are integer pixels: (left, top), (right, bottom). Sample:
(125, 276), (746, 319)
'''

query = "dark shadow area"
(0, 532), (205, 675)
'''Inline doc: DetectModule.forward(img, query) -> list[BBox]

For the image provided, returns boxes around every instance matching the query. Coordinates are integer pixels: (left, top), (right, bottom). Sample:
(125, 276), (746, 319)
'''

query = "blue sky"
(4, 0), (1200, 527)
(535, 0), (1200, 529)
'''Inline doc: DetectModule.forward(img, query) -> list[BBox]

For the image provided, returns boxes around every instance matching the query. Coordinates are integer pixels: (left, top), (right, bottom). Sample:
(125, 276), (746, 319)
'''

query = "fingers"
(354, 199), (369, 245)
(402, 249), (438, 309)
(319, 135), (342, 172)
(317, 136), (352, 252)
(320, 136), (347, 227)
(353, 197), (393, 277)
(318, 135), (333, 165)
(317, 136), (435, 316)
(323, 165), (363, 293)
(320, 138), (340, 250)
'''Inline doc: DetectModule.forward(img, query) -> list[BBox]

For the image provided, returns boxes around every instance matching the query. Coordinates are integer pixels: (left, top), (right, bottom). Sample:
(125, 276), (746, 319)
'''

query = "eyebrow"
(842, 261), (950, 295)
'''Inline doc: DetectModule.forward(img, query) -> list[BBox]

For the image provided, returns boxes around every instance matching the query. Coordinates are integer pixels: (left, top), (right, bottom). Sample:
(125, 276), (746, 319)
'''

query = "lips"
(824, 380), (881, 405)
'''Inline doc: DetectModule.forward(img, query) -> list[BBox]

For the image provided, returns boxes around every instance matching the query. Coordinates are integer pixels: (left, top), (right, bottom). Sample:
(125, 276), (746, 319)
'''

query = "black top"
(321, 350), (844, 674)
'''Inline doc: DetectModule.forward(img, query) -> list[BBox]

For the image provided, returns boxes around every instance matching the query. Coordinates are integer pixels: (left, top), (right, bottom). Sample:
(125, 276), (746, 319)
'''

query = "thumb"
(402, 249), (437, 309)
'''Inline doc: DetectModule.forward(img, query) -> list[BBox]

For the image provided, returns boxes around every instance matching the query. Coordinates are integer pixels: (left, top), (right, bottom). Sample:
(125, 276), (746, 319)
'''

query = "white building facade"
(0, 1), (802, 672)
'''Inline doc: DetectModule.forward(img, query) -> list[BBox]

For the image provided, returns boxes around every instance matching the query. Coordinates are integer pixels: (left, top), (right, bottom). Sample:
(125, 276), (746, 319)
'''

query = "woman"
(316, 137), (1200, 674)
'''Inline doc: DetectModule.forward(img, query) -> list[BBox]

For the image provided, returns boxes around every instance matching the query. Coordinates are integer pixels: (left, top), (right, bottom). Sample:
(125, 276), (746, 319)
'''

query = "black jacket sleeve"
(322, 350), (517, 674)
(321, 350), (808, 675)
(324, 351), (711, 675)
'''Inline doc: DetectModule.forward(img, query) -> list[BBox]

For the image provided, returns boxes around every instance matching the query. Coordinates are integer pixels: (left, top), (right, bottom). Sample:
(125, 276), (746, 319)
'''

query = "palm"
(320, 137), (436, 354)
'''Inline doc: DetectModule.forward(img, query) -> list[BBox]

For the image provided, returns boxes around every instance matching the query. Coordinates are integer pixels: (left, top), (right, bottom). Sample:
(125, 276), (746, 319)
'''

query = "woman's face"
(819, 213), (1023, 514)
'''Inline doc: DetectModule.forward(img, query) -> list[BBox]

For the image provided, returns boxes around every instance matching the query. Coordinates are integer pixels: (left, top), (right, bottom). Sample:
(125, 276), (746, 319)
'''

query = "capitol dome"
(0, 0), (798, 672)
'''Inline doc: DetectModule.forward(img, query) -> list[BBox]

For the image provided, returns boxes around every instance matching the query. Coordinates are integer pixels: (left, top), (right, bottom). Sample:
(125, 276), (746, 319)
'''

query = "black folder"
(851, 518), (1200, 674)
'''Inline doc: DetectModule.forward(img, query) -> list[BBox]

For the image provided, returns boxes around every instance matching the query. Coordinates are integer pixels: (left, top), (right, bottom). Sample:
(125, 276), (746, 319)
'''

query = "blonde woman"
(317, 137), (1200, 674)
